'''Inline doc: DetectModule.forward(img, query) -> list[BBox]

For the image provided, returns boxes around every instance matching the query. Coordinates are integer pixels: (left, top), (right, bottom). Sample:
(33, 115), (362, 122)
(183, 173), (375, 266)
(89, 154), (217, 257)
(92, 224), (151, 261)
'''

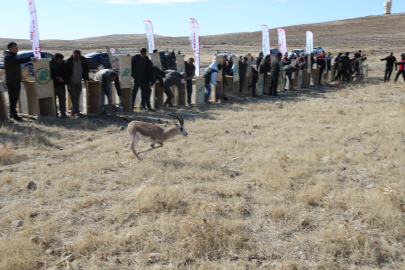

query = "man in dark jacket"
(226, 56), (234, 76)
(164, 71), (187, 107)
(334, 52), (352, 82)
(256, 52), (264, 70)
(316, 51), (327, 84)
(184, 58), (196, 106)
(249, 56), (259, 97)
(381, 53), (397, 82)
(269, 53), (283, 96)
(239, 57), (248, 93)
(165, 49), (171, 69)
(3, 42), (36, 121)
(65, 50), (90, 118)
(131, 48), (155, 112)
(50, 53), (68, 118)
(170, 50), (176, 68)
(354, 50), (362, 59)
(259, 55), (271, 95)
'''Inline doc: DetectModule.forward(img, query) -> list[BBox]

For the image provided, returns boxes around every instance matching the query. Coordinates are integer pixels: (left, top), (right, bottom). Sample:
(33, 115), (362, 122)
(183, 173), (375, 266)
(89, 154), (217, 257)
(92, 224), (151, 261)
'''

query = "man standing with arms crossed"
(3, 42), (36, 121)
(184, 58), (195, 107)
(65, 50), (89, 118)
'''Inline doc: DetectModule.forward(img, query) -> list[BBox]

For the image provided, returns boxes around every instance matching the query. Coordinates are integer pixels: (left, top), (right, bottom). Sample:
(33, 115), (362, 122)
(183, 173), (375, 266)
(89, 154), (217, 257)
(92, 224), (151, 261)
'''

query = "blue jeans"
(205, 83), (211, 101)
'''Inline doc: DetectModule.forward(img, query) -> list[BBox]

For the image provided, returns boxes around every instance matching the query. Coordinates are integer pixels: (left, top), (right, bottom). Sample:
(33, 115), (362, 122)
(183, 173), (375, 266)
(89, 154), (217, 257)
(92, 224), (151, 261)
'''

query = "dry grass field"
(1, 50), (405, 269)
(1, 13), (405, 269)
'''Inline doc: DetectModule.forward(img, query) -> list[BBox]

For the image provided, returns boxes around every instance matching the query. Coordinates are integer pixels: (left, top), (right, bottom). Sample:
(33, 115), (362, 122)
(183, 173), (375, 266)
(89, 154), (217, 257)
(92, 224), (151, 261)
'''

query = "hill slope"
(1, 13), (405, 51)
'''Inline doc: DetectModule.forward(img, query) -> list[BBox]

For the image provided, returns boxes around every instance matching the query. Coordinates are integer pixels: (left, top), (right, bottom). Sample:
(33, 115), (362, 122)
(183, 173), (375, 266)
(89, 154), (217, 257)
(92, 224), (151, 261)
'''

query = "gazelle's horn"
(172, 112), (184, 125)
(167, 113), (182, 125)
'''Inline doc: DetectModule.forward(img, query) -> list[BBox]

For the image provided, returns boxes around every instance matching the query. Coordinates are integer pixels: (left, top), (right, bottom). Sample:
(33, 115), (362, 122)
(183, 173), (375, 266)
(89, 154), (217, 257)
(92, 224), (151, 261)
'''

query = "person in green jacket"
(3, 42), (37, 121)
(269, 53), (283, 96)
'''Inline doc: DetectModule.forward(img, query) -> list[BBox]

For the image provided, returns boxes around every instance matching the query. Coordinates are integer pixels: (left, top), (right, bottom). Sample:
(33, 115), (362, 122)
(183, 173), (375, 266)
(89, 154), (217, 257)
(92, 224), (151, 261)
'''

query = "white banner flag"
(189, 18), (200, 76)
(260, 24), (270, 57)
(143, 20), (155, 54)
(277, 28), (287, 55)
(28, 0), (41, 59)
(306, 31), (313, 54)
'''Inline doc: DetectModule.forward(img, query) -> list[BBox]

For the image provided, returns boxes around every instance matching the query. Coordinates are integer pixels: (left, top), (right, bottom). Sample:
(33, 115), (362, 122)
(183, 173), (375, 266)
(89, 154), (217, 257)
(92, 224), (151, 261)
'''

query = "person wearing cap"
(239, 57), (248, 93)
(184, 58), (196, 106)
(131, 48), (155, 112)
(202, 62), (222, 104)
(354, 50), (362, 59)
(381, 52), (397, 82)
(163, 71), (187, 107)
(394, 53), (405, 83)
(50, 53), (68, 118)
(94, 69), (125, 113)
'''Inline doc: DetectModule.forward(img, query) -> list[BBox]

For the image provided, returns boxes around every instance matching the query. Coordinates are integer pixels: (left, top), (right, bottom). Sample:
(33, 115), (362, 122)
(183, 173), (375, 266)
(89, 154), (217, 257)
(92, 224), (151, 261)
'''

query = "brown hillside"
(1, 13), (405, 51)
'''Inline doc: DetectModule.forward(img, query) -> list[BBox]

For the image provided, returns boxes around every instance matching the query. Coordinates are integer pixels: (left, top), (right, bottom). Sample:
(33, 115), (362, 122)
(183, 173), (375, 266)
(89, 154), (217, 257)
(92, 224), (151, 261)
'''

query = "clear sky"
(1, 0), (403, 40)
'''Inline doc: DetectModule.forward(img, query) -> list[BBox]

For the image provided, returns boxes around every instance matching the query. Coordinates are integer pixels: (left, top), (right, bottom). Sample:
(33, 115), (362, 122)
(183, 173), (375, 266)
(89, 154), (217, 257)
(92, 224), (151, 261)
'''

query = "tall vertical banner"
(189, 18), (200, 76)
(260, 25), (270, 57)
(28, 0), (41, 59)
(306, 31), (313, 54)
(278, 28), (287, 55)
(143, 20), (155, 54)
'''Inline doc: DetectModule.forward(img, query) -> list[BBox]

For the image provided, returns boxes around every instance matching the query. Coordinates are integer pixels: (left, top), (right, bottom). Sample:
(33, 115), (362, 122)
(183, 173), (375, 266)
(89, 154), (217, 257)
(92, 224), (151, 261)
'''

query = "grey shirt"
(71, 58), (83, 84)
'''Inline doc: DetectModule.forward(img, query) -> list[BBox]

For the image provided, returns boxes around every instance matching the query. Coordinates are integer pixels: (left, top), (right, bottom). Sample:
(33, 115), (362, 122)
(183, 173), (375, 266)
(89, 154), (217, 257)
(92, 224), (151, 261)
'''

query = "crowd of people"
(2, 41), (405, 122)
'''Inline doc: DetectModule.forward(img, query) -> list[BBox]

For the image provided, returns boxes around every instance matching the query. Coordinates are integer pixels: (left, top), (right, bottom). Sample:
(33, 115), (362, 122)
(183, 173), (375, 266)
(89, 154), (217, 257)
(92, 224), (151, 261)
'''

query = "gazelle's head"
(168, 113), (188, 136)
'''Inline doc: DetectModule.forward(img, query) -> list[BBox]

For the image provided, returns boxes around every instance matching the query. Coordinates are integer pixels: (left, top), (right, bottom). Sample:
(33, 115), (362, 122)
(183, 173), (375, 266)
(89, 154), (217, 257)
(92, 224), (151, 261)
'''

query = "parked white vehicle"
(288, 49), (307, 58)
(313, 47), (325, 54)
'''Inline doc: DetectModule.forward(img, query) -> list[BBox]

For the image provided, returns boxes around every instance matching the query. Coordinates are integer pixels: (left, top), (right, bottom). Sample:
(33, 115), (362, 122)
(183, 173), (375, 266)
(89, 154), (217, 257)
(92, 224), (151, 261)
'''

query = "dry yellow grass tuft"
(1, 55), (405, 269)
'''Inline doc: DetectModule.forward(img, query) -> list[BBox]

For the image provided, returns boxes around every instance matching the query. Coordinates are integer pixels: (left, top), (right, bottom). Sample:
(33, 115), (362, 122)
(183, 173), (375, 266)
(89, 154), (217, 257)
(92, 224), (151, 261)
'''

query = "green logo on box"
(197, 84), (204, 95)
(258, 79), (263, 88)
(154, 62), (161, 68)
(234, 65), (239, 76)
(178, 64), (185, 73)
(122, 68), (130, 76)
(35, 68), (51, 85)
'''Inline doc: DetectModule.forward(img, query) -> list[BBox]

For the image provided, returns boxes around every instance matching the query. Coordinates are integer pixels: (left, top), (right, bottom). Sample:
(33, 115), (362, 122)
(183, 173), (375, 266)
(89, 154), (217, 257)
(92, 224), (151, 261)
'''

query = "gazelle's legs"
(130, 136), (142, 161)
(138, 140), (164, 154)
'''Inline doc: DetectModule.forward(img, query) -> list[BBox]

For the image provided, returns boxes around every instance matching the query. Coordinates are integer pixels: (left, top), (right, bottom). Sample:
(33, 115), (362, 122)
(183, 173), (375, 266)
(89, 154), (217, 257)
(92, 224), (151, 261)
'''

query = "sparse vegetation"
(1, 14), (405, 269)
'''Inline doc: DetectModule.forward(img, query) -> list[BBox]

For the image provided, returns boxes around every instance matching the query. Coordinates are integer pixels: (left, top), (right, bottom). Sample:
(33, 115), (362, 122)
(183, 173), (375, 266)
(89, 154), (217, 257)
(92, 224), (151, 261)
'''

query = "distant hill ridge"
(1, 13), (405, 50)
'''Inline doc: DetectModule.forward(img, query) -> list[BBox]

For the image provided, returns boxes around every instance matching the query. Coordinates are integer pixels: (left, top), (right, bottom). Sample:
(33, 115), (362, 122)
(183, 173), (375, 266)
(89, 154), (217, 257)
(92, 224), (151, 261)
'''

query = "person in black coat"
(3, 42), (36, 121)
(65, 50), (90, 117)
(50, 53), (68, 118)
(131, 48), (155, 112)
(381, 52), (397, 82)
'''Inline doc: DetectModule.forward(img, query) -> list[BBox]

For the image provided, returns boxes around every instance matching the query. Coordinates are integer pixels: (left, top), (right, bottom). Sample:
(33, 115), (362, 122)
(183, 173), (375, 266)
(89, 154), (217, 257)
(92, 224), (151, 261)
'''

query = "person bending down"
(202, 63), (222, 104)
(94, 69), (125, 114)
(163, 71), (187, 107)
